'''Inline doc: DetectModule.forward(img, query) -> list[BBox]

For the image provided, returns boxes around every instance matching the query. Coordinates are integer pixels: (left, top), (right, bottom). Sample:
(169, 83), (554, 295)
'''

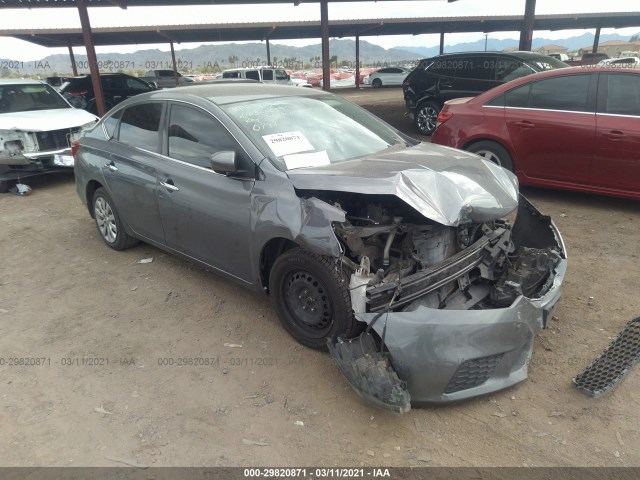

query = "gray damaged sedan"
(74, 84), (566, 413)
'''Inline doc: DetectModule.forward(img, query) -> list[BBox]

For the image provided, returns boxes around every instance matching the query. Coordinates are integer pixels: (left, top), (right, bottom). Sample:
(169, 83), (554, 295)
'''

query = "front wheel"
(372, 78), (382, 88)
(414, 101), (440, 136)
(467, 141), (514, 172)
(93, 188), (138, 250)
(269, 247), (361, 350)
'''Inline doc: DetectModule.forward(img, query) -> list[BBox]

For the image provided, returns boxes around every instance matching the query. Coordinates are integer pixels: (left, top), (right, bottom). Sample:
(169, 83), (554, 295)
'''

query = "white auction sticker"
(284, 151), (331, 170)
(262, 131), (314, 157)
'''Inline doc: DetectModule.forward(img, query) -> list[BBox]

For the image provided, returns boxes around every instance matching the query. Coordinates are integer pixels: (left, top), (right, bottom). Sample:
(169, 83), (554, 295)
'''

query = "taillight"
(69, 89), (89, 97)
(71, 140), (80, 157)
(436, 110), (453, 127)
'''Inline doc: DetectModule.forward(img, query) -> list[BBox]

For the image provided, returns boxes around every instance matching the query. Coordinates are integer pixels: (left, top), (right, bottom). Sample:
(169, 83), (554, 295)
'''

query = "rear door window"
(454, 56), (494, 81)
(117, 102), (163, 153)
(603, 73), (640, 116)
(245, 70), (260, 81)
(262, 69), (274, 81)
(528, 74), (591, 112)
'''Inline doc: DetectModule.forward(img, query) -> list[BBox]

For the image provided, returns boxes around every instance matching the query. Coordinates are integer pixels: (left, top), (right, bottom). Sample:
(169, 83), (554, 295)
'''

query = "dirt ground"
(0, 87), (639, 468)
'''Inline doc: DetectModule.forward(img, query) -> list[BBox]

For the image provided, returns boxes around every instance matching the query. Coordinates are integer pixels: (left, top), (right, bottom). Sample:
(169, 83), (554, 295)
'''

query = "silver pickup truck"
(142, 70), (194, 88)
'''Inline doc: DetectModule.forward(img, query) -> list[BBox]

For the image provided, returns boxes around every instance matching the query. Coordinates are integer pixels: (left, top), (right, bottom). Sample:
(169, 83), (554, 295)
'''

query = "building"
(536, 44), (568, 55)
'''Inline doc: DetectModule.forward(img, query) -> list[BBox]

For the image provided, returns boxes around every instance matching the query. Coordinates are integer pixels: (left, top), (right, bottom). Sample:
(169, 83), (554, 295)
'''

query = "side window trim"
(163, 100), (257, 178)
(112, 101), (166, 154)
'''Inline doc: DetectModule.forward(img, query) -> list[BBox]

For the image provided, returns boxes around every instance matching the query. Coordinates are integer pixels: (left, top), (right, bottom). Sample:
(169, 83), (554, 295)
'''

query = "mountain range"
(398, 32), (639, 58)
(1, 31), (638, 76)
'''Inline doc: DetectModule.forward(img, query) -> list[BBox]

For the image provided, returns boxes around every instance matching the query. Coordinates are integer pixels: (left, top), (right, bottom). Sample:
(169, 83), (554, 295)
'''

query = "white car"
(0, 79), (98, 192)
(363, 67), (411, 88)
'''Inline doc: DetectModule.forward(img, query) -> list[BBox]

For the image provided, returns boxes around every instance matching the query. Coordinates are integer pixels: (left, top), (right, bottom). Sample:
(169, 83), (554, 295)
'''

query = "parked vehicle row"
(403, 51), (568, 135)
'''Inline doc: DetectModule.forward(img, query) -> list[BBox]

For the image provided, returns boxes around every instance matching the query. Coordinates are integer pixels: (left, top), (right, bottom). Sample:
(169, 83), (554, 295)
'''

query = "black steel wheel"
(414, 100), (440, 136)
(269, 247), (360, 350)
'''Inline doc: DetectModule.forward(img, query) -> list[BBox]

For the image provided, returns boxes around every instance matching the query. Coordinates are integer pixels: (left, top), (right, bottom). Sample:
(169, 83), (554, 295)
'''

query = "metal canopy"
(2, 12), (639, 48)
(0, 0), (448, 6)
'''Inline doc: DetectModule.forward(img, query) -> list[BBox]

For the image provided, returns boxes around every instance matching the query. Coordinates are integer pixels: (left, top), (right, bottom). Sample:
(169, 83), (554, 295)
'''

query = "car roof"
(223, 66), (285, 72)
(0, 79), (47, 85)
(139, 83), (329, 106)
(422, 51), (557, 61)
(472, 64), (640, 103)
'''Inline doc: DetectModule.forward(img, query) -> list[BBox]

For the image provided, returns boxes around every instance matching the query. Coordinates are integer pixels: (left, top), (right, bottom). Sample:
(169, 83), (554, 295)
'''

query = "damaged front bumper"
(329, 196), (567, 410)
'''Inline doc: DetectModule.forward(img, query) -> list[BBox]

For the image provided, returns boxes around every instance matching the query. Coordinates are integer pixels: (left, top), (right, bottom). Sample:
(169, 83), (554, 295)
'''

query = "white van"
(221, 66), (311, 87)
(222, 66), (291, 84)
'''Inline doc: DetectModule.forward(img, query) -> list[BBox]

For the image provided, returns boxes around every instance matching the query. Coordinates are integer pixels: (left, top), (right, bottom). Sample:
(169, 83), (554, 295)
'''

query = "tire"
(269, 247), (361, 350)
(92, 187), (138, 250)
(372, 78), (382, 88)
(414, 100), (440, 136)
(467, 141), (514, 172)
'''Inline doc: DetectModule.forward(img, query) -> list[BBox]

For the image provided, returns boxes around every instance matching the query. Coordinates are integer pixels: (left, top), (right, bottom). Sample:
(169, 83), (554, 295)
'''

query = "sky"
(0, 0), (638, 61)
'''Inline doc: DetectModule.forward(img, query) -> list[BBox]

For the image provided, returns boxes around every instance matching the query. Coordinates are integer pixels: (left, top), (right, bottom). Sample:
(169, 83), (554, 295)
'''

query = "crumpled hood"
(0, 108), (98, 132)
(286, 142), (519, 226)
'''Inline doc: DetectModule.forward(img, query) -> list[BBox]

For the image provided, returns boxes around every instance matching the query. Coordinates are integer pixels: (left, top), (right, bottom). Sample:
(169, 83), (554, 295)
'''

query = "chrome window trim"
(482, 105), (595, 116)
(596, 112), (640, 119)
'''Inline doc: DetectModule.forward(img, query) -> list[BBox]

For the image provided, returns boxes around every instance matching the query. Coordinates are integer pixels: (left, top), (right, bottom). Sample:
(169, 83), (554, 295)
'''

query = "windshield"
(220, 95), (409, 171)
(0, 83), (71, 114)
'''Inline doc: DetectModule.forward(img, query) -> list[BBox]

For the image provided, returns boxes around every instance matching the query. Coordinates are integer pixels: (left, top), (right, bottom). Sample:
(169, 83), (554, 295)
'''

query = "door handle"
(607, 130), (626, 140)
(514, 120), (534, 128)
(103, 162), (118, 172)
(160, 180), (179, 192)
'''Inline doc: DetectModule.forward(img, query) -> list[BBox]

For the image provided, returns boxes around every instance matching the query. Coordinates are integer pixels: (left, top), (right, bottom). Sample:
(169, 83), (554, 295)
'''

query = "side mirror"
(211, 150), (237, 174)
(149, 81), (159, 90)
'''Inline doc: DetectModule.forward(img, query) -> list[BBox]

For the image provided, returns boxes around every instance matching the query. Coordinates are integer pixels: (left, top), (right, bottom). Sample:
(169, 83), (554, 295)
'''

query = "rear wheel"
(269, 247), (361, 350)
(414, 101), (440, 136)
(467, 141), (514, 172)
(93, 188), (138, 250)
(372, 78), (382, 88)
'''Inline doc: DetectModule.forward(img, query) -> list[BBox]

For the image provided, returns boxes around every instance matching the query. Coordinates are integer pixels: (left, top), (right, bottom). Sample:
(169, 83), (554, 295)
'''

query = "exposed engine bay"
(303, 190), (562, 316)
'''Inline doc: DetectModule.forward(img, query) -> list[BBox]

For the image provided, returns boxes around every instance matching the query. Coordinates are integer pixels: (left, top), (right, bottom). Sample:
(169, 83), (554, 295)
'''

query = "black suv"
(403, 51), (567, 135)
(60, 73), (156, 115)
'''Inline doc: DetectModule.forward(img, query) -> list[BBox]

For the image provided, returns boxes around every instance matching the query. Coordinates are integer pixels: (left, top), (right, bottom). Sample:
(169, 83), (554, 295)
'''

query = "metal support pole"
(170, 41), (179, 87)
(592, 27), (601, 54)
(77, 0), (106, 116)
(68, 45), (78, 76)
(321, 0), (330, 91)
(355, 34), (360, 88)
(518, 0), (536, 51)
(439, 32), (445, 55)
(266, 38), (271, 65)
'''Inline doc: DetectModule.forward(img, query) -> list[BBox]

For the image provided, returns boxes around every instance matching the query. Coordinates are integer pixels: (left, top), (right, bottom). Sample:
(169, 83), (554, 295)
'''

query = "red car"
(431, 66), (640, 200)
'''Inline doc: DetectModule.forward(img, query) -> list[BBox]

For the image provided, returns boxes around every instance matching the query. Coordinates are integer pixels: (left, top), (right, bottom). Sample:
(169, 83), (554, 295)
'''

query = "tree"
(631, 34), (639, 43)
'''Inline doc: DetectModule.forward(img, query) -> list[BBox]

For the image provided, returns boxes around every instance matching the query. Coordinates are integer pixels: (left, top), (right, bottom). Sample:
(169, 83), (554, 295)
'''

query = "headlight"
(0, 130), (28, 157)
(3, 139), (24, 155)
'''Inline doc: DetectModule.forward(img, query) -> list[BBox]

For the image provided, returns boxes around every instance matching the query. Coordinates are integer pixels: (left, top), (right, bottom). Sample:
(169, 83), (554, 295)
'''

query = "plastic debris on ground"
(574, 316), (640, 398)
(328, 332), (411, 414)
(9, 183), (32, 196)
